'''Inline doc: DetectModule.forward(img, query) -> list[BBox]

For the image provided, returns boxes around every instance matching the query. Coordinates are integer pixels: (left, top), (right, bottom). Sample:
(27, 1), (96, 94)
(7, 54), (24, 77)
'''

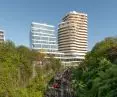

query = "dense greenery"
(1, 37), (117, 97)
(0, 41), (61, 97)
(72, 37), (117, 97)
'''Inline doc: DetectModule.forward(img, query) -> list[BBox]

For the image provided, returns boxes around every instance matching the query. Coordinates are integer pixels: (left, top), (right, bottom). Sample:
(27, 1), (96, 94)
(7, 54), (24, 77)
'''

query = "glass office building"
(30, 22), (58, 52)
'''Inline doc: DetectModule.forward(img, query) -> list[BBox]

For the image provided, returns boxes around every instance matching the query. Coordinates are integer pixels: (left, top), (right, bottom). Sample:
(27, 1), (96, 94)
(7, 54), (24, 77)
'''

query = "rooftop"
(32, 22), (54, 28)
(0, 30), (4, 33)
(67, 11), (87, 16)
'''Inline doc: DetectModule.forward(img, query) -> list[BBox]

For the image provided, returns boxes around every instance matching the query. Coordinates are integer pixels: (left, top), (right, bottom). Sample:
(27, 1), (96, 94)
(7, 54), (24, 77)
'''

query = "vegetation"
(0, 40), (61, 97)
(1, 37), (117, 97)
(72, 37), (117, 97)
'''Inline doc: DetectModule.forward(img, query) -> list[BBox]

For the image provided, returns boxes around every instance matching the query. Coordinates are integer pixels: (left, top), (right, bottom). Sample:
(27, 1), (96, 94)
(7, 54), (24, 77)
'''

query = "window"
(42, 45), (49, 48)
(49, 37), (56, 41)
(41, 37), (48, 40)
(32, 36), (40, 40)
(33, 44), (41, 48)
(49, 41), (56, 44)
(50, 45), (57, 49)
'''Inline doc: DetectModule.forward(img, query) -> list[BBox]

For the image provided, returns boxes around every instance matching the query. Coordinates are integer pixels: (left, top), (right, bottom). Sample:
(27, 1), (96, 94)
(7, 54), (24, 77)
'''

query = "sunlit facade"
(30, 22), (58, 52)
(58, 11), (88, 64)
(30, 11), (88, 66)
(30, 22), (64, 59)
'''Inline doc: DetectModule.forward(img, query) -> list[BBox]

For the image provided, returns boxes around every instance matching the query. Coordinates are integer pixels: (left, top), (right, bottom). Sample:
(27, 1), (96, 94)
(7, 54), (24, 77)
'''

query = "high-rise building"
(30, 22), (58, 52)
(30, 22), (64, 59)
(58, 11), (88, 63)
(0, 30), (5, 43)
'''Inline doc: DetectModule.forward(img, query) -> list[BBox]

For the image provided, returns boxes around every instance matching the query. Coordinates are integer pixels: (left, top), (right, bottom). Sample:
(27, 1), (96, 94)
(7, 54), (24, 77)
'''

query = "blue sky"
(0, 0), (117, 50)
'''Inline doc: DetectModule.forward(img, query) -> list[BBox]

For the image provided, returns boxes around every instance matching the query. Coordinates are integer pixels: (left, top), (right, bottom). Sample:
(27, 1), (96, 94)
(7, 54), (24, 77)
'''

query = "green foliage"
(0, 40), (62, 97)
(72, 37), (117, 97)
(48, 56), (61, 72)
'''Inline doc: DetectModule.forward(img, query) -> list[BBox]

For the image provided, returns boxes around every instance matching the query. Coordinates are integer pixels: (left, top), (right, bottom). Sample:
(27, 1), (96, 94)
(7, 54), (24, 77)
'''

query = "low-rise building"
(0, 30), (5, 42)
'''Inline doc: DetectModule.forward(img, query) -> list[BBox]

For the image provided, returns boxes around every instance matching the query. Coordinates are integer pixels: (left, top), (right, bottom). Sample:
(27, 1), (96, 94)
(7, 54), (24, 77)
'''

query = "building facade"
(0, 30), (5, 43)
(58, 11), (88, 64)
(30, 22), (58, 52)
(30, 22), (64, 59)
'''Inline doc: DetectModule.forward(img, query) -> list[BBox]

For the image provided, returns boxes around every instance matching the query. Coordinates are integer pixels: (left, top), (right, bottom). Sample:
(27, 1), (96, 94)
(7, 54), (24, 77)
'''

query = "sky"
(0, 0), (117, 50)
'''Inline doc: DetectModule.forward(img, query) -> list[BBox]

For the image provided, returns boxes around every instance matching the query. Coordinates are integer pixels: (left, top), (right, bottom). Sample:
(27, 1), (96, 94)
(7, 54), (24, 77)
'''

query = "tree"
(72, 37), (117, 97)
(17, 45), (33, 87)
(0, 40), (62, 97)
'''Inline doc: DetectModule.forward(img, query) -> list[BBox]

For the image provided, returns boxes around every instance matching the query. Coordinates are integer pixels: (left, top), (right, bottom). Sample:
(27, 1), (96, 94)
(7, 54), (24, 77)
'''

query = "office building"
(58, 11), (88, 64)
(30, 22), (64, 58)
(30, 22), (58, 52)
(0, 30), (5, 42)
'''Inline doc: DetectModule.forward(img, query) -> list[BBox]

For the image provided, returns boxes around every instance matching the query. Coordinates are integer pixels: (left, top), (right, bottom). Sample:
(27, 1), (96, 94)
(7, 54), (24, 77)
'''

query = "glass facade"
(30, 22), (58, 52)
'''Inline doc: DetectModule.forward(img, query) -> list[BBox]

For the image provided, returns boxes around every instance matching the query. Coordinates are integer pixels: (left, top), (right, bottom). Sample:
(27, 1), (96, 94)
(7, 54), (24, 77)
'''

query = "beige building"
(58, 11), (88, 64)
(0, 30), (5, 43)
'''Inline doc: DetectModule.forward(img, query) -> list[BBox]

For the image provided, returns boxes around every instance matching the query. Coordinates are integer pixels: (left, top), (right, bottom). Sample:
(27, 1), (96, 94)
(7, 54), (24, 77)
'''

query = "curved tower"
(58, 11), (88, 63)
